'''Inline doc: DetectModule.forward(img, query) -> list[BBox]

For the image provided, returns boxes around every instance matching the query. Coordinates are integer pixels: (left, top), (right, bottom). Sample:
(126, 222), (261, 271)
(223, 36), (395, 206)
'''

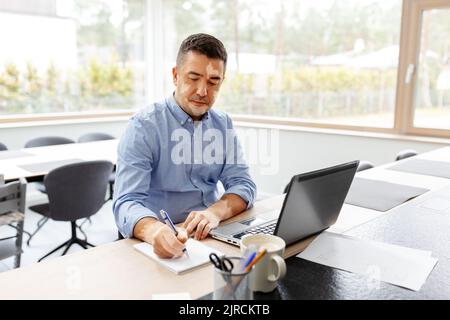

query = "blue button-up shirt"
(113, 95), (257, 237)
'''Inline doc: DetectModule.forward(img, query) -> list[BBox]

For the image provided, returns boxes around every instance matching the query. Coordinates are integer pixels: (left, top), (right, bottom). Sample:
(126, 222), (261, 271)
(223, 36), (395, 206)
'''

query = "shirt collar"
(166, 94), (209, 125)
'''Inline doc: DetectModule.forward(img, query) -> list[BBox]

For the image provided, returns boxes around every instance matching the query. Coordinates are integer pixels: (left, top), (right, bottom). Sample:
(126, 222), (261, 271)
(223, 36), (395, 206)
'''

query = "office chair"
(395, 149), (418, 161)
(24, 136), (75, 148)
(0, 178), (27, 268)
(29, 160), (113, 262)
(78, 132), (115, 143)
(0, 142), (7, 151)
(24, 136), (76, 245)
(356, 160), (375, 172)
(77, 132), (116, 201)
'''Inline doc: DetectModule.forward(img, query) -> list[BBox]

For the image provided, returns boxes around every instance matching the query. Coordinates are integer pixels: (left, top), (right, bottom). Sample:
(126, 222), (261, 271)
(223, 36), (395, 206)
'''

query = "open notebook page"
(134, 238), (223, 274)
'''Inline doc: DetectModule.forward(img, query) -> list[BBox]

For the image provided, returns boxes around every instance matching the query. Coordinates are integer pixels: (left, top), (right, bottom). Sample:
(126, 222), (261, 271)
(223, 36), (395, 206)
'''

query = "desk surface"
(0, 146), (449, 299)
(202, 184), (450, 300)
(0, 140), (118, 181)
(0, 195), (313, 300)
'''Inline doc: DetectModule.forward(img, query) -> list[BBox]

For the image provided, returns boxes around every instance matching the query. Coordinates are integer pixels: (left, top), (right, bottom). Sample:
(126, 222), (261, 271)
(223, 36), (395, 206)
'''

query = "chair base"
(27, 216), (89, 246)
(108, 180), (114, 201)
(38, 221), (95, 262)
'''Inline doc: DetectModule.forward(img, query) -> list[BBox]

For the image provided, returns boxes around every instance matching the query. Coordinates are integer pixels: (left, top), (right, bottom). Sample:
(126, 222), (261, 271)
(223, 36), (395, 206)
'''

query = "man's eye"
(189, 77), (199, 81)
(209, 81), (218, 86)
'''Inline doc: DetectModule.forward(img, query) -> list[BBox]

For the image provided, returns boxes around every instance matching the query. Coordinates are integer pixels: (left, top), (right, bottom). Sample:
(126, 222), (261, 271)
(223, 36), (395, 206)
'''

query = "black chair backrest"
(44, 161), (113, 221)
(395, 149), (418, 161)
(0, 142), (7, 151)
(78, 132), (115, 143)
(0, 179), (26, 215)
(24, 136), (75, 148)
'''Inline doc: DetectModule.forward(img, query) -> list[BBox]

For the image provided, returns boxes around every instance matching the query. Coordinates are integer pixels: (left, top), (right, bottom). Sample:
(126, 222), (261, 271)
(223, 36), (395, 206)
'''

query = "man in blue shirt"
(113, 33), (257, 258)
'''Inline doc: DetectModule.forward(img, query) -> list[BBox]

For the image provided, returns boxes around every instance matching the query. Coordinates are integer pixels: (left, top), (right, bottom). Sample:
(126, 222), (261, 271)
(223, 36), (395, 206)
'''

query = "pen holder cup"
(212, 257), (253, 300)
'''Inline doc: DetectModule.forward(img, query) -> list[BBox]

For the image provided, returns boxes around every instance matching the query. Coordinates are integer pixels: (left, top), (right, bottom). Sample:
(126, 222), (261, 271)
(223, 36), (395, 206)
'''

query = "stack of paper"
(134, 239), (223, 274)
(297, 232), (438, 291)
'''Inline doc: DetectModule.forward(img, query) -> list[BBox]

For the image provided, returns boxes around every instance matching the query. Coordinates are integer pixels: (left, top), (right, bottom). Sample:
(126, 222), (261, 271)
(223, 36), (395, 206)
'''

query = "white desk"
(0, 140), (118, 181)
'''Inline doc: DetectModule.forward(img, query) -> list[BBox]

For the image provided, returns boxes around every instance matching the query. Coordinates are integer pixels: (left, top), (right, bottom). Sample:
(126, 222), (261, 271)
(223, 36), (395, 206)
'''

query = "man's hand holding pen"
(151, 222), (188, 259)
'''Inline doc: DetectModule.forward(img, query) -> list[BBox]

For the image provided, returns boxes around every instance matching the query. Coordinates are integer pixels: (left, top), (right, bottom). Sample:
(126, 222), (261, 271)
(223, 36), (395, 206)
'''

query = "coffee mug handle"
(267, 255), (287, 282)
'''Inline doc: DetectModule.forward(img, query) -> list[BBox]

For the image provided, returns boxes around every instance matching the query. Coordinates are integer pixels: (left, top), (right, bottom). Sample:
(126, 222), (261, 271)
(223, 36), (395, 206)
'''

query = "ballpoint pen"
(160, 209), (189, 257)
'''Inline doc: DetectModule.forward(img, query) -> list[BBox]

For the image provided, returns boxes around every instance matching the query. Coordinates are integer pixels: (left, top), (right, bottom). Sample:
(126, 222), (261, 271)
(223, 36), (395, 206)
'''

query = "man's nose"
(196, 82), (207, 97)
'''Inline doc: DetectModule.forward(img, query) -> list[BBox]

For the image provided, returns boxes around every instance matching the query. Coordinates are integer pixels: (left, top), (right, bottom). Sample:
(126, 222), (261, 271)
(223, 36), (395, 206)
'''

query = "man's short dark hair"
(176, 33), (227, 69)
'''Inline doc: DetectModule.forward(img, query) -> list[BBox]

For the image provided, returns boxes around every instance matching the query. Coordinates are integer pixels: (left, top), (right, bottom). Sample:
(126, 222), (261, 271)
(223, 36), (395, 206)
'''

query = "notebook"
(134, 239), (223, 274)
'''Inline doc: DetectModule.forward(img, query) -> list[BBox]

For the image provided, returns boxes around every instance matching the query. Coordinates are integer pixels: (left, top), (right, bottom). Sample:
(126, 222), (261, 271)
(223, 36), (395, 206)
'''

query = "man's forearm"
(208, 193), (247, 221)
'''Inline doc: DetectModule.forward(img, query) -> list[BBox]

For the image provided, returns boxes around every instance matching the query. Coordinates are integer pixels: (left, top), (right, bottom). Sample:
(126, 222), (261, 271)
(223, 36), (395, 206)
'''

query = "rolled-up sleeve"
(112, 116), (158, 237)
(219, 117), (257, 209)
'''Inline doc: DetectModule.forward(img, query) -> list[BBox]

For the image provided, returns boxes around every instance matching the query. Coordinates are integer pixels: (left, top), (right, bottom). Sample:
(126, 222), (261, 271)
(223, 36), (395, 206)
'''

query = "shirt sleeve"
(112, 116), (159, 238)
(219, 116), (257, 209)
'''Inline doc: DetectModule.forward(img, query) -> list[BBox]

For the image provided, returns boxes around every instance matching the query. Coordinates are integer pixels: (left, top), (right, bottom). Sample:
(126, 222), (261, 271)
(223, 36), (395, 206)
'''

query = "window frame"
(397, 0), (450, 138)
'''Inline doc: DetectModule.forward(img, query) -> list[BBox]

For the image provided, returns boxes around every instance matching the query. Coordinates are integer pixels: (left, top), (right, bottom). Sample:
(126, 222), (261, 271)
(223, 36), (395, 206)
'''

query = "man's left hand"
(183, 209), (221, 240)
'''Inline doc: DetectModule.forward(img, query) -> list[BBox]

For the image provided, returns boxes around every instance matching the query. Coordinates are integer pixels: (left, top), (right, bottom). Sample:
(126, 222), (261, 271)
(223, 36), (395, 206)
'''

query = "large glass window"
(413, 8), (450, 130)
(162, 0), (402, 128)
(0, 0), (448, 138)
(0, 0), (145, 116)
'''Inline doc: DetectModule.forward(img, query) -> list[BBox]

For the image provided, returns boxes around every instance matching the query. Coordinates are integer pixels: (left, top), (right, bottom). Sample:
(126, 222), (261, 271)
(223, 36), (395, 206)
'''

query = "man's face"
(173, 51), (225, 120)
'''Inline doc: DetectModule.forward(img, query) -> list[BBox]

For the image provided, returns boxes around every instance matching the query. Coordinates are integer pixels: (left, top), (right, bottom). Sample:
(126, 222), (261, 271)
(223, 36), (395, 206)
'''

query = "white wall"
(1, 120), (448, 195)
(243, 125), (448, 195)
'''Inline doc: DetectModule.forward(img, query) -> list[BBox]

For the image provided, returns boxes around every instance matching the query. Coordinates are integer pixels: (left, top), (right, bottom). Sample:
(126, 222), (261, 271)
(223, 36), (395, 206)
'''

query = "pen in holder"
(211, 256), (253, 300)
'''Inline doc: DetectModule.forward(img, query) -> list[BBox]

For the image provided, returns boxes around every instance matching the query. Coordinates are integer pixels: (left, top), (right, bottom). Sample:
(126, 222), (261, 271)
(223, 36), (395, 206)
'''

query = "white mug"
(240, 234), (287, 293)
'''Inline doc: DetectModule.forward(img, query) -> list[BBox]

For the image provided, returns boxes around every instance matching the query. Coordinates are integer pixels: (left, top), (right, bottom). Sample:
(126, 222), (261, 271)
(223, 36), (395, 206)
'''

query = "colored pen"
(237, 244), (258, 271)
(242, 251), (257, 270)
(160, 209), (189, 257)
(245, 248), (267, 272)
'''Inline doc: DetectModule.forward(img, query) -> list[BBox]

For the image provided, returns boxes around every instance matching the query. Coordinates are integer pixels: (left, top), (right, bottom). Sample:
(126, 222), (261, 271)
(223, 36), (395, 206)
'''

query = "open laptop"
(211, 160), (359, 246)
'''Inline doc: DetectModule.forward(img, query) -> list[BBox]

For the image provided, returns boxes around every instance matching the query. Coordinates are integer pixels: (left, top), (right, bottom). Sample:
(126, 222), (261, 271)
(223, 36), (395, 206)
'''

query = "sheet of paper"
(327, 204), (386, 234)
(297, 232), (438, 291)
(134, 238), (223, 274)
(152, 292), (191, 300)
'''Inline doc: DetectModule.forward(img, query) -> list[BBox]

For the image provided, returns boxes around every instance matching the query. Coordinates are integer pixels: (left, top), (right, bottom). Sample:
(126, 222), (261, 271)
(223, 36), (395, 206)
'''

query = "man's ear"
(172, 67), (178, 86)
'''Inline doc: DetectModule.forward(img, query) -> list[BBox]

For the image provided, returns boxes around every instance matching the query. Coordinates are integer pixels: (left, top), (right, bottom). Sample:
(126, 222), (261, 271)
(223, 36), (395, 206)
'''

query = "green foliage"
(78, 59), (133, 98)
(0, 59), (134, 115)
(25, 62), (42, 95)
(217, 66), (398, 117)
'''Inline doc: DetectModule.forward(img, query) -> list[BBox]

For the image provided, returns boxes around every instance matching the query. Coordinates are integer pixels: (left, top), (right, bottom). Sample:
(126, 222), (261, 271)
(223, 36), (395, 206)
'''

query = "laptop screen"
(274, 161), (358, 245)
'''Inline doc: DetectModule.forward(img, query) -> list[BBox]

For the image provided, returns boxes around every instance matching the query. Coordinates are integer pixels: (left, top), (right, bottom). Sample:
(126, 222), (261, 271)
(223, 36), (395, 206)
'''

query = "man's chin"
(188, 104), (210, 115)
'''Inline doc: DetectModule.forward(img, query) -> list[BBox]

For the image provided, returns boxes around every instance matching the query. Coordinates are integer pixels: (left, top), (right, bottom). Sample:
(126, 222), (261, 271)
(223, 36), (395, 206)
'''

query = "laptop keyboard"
(233, 222), (276, 239)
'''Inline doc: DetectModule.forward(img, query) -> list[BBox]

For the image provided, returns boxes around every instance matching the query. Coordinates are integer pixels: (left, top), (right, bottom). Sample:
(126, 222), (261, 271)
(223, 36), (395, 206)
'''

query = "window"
(1, 0), (449, 139)
(162, 0), (402, 128)
(0, 0), (145, 116)
(413, 7), (450, 130)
